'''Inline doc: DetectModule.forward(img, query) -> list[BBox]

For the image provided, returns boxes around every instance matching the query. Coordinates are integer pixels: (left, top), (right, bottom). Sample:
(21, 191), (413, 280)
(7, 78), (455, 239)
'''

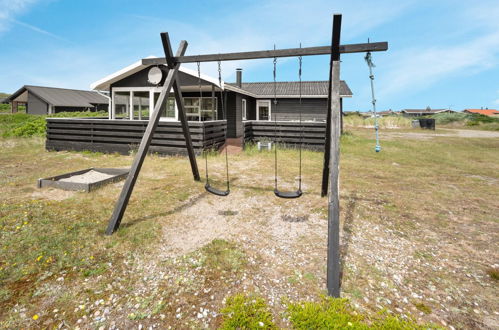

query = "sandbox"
(37, 168), (129, 192)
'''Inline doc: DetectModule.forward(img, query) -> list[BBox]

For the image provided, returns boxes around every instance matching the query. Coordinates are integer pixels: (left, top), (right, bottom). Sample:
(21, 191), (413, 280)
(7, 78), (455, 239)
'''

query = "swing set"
(104, 14), (388, 297)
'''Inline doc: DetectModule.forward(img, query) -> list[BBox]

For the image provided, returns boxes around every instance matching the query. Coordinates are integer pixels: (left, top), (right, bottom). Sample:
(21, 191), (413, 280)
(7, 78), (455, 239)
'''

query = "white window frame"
(242, 99), (247, 120)
(184, 96), (218, 121)
(112, 87), (178, 121)
(256, 99), (272, 121)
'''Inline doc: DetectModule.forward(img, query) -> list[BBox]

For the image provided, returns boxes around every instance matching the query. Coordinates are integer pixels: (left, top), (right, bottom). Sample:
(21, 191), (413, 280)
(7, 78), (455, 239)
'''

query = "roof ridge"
(24, 85), (96, 93)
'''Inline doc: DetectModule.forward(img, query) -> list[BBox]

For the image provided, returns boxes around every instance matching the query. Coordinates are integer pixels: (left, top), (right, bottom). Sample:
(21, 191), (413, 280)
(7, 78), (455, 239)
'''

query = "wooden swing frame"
(105, 13), (388, 297)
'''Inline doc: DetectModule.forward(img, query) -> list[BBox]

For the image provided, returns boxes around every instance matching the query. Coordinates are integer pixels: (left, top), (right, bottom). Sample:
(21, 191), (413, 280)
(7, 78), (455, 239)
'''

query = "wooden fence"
(46, 118), (226, 155)
(244, 120), (326, 150)
(45, 119), (326, 155)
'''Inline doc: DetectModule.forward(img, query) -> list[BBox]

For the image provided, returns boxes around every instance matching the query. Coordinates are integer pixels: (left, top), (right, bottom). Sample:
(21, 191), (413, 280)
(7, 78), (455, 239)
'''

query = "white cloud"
(9, 18), (67, 41)
(377, 0), (499, 101)
(0, 0), (39, 33)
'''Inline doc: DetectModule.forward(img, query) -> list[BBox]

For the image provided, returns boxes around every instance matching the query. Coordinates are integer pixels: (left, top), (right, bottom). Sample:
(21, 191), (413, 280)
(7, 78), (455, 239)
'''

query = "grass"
(201, 239), (246, 274)
(486, 268), (499, 281)
(220, 294), (440, 329)
(0, 111), (107, 137)
(220, 294), (277, 329)
(343, 112), (499, 131)
(0, 127), (497, 328)
(343, 115), (412, 129)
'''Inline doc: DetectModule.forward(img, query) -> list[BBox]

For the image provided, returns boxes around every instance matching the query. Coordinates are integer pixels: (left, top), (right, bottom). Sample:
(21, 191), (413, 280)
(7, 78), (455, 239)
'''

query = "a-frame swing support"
(104, 14), (387, 298)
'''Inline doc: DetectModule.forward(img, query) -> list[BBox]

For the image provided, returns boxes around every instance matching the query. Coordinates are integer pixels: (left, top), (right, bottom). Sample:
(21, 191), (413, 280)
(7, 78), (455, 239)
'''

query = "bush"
(220, 294), (277, 330)
(430, 112), (468, 125)
(287, 296), (440, 329)
(0, 111), (107, 137)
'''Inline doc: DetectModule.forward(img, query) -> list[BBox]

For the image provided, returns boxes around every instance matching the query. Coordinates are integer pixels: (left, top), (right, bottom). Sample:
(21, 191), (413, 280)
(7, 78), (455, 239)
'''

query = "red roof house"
(464, 109), (499, 117)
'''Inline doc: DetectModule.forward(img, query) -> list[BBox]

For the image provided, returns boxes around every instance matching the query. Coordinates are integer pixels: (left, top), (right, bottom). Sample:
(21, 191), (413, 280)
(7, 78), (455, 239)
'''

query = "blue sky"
(1, 0), (498, 111)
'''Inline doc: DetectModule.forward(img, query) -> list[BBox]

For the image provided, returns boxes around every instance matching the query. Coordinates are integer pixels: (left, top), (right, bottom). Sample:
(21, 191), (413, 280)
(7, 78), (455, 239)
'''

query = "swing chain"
(273, 45), (277, 106)
(365, 50), (381, 152)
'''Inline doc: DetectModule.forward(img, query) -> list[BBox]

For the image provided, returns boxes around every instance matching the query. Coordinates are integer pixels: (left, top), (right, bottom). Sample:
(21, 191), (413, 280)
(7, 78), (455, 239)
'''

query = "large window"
(114, 92), (130, 118)
(184, 97), (217, 121)
(112, 89), (218, 122)
(133, 91), (150, 120)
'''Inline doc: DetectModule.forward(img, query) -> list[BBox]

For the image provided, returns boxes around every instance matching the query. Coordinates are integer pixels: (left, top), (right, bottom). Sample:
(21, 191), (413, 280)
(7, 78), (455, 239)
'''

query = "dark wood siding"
(271, 98), (328, 121)
(46, 119), (226, 156)
(244, 120), (325, 150)
(111, 68), (205, 89)
(27, 93), (48, 115)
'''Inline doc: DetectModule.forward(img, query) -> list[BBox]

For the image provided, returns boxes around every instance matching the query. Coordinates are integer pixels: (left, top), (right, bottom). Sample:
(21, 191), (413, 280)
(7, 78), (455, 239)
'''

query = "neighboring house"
(90, 59), (353, 138)
(400, 107), (454, 117)
(0, 98), (8, 104)
(463, 109), (499, 117)
(6, 85), (109, 115)
(377, 109), (399, 117)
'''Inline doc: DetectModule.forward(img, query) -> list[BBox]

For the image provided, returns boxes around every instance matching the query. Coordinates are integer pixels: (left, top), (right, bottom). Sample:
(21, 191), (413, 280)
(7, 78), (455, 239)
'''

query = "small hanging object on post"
(272, 45), (303, 199)
(202, 60), (230, 196)
(365, 42), (381, 153)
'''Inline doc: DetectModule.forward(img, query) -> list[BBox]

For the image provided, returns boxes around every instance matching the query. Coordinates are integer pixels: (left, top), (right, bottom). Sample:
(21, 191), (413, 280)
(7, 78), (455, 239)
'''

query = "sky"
(1, 0), (498, 112)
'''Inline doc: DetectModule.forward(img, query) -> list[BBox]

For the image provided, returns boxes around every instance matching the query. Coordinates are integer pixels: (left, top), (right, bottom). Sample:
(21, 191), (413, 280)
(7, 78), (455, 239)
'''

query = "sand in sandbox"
(59, 170), (115, 184)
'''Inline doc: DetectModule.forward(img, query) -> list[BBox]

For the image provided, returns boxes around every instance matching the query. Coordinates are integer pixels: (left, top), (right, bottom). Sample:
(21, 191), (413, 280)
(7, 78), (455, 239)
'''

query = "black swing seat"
(205, 183), (230, 197)
(274, 189), (302, 199)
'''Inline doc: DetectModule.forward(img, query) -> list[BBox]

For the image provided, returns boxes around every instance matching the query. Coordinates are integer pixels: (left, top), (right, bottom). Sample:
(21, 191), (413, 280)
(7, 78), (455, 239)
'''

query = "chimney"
(236, 68), (242, 87)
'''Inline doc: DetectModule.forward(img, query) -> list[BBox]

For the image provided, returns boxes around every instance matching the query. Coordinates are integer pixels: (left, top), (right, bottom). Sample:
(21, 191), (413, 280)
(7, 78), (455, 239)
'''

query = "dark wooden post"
(340, 98), (344, 135)
(105, 35), (188, 235)
(161, 33), (200, 182)
(326, 13), (342, 298)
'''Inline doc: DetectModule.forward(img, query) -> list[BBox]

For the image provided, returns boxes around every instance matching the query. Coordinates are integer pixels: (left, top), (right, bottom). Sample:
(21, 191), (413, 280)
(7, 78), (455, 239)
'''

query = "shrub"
(0, 111), (107, 137)
(430, 112), (467, 125)
(287, 296), (440, 329)
(219, 294), (277, 330)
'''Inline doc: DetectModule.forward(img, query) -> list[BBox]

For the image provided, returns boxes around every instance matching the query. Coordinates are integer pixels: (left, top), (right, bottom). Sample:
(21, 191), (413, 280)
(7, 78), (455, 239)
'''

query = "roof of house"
(463, 109), (499, 116)
(401, 109), (452, 114)
(90, 57), (353, 98)
(226, 81), (352, 98)
(7, 85), (108, 107)
(91, 57), (221, 91)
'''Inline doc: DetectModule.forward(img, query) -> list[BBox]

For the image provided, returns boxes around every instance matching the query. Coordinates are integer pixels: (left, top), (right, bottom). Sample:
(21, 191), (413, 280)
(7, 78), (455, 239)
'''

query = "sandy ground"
(59, 170), (115, 184)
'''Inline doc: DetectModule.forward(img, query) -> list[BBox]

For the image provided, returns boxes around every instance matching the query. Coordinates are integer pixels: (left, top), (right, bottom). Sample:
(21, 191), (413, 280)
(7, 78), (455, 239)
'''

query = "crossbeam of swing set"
(141, 41), (388, 65)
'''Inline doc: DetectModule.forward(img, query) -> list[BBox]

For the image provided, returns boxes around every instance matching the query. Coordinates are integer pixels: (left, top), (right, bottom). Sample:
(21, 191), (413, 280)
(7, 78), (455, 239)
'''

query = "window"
(242, 99), (247, 120)
(184, 97), (217, 121)
(154, 93), (176, 119)
(114, 91), (130, 119)
(256, 100), (271, 121)
(132, 91), (150, 120)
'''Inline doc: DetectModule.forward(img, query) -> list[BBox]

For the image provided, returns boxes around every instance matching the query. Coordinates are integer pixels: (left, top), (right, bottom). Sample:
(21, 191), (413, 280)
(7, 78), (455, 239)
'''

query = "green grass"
(287, 296), (440, 329)
(343, 115), (412, 129)
(430, 112), (499, 130)
(220, 294), (440, 329)
(0, 127), (497, 327)
(200, 239), (246, 274)
(0, 111), (107, 137)
(220, 294), (277, 329)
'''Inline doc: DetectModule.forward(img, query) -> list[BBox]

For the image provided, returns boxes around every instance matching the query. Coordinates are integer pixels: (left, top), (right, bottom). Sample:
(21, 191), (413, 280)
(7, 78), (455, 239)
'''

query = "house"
(90, 59), (352, 136)
(44, 59), (353, 155)
(6, 85), (109, 115)
(377, 109), (399, 117)
(400, 107), (454, 117)
(463, 109), (499, 117)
